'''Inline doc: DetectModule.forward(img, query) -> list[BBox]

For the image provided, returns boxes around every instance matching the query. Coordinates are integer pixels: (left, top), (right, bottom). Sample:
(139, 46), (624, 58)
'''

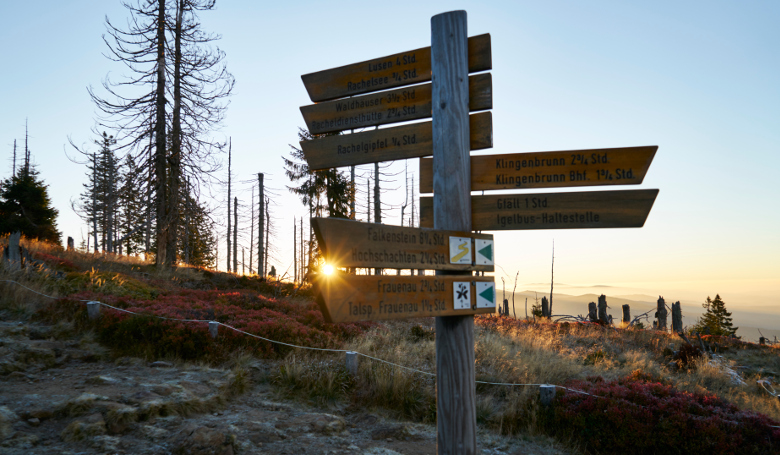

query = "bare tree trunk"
(264, 197), (269, 279)
(350, 165), (355, 219)
(293, 218), (297, 283)
(154, 0), (168, 267)
(549, 240), (554, 316)
(300, 217), (303, 281)
(249, 189), (254, 274)
(258, 173), (264, 276)
(233, 197), (237, 273)
(226, 139), (232, 272)
(167, 0), (184, 266)
(374, 161), (381, 275)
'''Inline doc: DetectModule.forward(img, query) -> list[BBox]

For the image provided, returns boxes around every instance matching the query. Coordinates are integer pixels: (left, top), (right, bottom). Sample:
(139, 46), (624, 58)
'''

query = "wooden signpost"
(419, 145), (657, 192)
(312, 217), (494, 272)
(419, 189), (659, 230)
(301, 111), (492, 170)
(315, 274), (496, 323)
(299, 9), (658, 453)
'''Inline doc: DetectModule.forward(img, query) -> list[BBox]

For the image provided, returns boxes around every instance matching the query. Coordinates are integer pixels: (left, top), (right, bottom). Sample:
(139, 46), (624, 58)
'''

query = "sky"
(1, 1), (778, 311)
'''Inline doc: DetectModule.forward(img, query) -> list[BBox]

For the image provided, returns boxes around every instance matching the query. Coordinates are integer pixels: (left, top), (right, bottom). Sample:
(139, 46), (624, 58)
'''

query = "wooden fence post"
(345, 351), (358, 376)
(588, 302), (598, 322)
(540, 385), (556, 406)
(656, 296), (667, 331)
(671, 301), (682, 333)
(431, 10), (476, 454)
(4, 232), (21, 271)
(208, 321), (219, 339)
(87, 301), (101, 320)
(622, 304), (631, 327)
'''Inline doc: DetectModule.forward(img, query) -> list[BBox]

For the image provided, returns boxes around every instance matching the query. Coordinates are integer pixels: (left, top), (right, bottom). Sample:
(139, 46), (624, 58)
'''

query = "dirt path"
(0, 320), (574, 455)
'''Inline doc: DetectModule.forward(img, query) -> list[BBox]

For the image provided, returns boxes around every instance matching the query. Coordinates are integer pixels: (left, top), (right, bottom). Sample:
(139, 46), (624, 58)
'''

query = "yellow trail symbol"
(452, 241), (470, 262)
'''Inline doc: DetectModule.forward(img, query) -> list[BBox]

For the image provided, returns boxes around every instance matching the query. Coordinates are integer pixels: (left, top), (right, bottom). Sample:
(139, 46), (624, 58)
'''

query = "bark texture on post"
(671, 301), (682, 333)
(622, 304), (631, 327)
(656, 296), (667, 331)
(598, 294), (609, 325)
(431, 11), (475, 454)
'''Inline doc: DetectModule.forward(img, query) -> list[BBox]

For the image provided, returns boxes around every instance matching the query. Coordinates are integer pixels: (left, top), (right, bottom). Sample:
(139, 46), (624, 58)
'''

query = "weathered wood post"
(432, 10), (476, 453)
(87, 301), (101, 320)
(588, 302), (598, 322)
(541, 296), (549, 319)
(5, 232), (21, 271)
(656, 296), (667, 331)
(598, 294), (609, 324)
(345, 351), (358, 377)
(67, 236), (74, 251)
(503, 299), (509, 317)
(622, 304), (631, 327)
(671, 301), (682, 333)
(540, 384), (556, 406)
(208, 321), (219, 339)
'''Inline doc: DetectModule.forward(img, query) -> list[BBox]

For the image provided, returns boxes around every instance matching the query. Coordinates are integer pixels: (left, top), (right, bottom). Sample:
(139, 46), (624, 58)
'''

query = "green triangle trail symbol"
(479, 285), (494, 303)
(478, 243), (493, 261)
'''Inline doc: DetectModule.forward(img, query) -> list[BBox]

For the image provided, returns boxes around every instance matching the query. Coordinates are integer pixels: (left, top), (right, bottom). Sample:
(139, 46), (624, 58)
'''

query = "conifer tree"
(0, 163), (60, 243)
(694, 294), (738, 337)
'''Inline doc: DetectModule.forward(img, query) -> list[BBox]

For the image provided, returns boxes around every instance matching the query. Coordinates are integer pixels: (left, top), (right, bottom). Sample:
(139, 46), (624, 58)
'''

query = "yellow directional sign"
(420, 189), (659, 230)
(312, 217), (494, 272)
(314, 274), (496, 323)
(419, 146), (657, 193)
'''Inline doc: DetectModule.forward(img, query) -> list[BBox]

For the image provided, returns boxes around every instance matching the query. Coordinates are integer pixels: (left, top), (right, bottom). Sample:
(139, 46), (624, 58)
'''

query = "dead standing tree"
(90, 0), (233, 268)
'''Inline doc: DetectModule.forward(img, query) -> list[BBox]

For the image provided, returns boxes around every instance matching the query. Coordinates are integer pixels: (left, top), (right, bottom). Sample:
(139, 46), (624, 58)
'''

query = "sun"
(322, 264), (335, 275)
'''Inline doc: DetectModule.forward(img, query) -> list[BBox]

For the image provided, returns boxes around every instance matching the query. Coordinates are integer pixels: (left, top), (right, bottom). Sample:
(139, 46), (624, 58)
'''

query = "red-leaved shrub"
(546, 373), (780, 454)
(38, 289), (374, 360)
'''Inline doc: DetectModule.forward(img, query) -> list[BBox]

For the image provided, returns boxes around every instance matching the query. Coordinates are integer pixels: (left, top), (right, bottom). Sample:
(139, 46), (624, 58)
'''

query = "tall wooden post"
(431, 11), (475, 454)
(258, 173), (264, 276)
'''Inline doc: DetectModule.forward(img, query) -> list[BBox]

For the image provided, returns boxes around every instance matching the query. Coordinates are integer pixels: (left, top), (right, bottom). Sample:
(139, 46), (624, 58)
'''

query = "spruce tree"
(0, 166), (61, 243)
(694, 294), (738, 337)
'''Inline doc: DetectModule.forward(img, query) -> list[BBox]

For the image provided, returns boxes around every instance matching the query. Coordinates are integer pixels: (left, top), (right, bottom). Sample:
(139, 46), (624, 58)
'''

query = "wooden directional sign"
(300, 73), (492, 135)
(301, 112), (492, 170)
(312, 217), (494, 272)
(301, 34), (491, 102)
(420, 189), (659, 230)
(314, 274), (496, 323)
(419, 146), (657, 193)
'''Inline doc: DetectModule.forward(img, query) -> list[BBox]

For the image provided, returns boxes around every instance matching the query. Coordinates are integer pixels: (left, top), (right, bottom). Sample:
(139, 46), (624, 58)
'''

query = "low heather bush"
(37, 289), (374, 361)
(546, 372), (780, 454)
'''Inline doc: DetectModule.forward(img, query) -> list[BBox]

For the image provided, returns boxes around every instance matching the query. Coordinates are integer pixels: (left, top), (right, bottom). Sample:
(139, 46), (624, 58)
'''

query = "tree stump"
(671, 301), (683, 333)
(622, 304), (631, 327)
(541, 296), (549, 319)
(67, 236), (74, 251)
(588, 302), (598, 322)
(598, 294), (609, 324)
(656, 296), (668, 331)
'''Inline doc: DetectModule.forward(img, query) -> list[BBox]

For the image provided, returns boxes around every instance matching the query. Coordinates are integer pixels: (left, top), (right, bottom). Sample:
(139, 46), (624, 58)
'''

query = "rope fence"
(2, 279), (778, 427)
